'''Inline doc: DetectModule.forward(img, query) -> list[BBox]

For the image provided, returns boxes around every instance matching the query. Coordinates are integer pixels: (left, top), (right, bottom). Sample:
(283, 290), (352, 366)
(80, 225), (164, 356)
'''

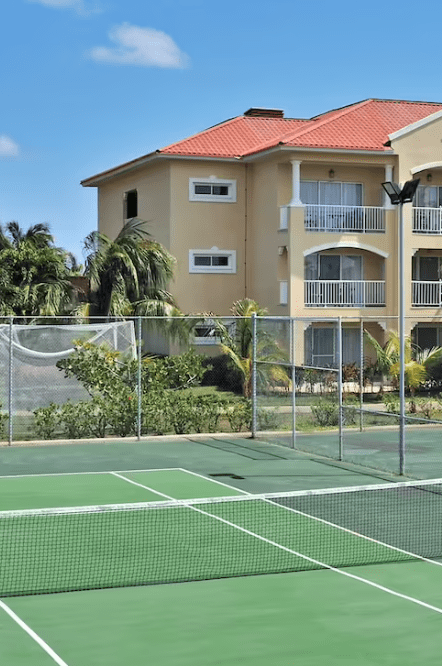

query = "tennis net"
(1, 478), (442, 597)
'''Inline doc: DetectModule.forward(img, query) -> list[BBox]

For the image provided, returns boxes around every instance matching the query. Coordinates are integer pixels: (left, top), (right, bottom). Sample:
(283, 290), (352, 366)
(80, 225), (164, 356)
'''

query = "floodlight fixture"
(382, 179), (420, 205)
(382, 181), (402, 205)
(400, 178), (420, 203)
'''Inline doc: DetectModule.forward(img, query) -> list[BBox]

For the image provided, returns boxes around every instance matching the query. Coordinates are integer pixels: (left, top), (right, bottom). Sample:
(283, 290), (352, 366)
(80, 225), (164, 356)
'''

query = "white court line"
(0, 468), (181, 480)
(0, 600), (69, 666)
(113, 472), (442, 617)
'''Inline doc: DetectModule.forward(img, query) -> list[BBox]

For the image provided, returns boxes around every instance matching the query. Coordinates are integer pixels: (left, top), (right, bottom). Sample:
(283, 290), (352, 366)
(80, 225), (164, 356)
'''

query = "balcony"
(412, 281), (442, 307)
(305, 205), (385, 233)
(413, 207), (442, 234)
(305, 280), (385, 308)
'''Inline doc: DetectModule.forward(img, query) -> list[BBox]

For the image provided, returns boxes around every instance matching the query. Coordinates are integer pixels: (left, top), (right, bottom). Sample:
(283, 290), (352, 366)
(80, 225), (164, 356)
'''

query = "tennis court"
(2, 442), (442, 664)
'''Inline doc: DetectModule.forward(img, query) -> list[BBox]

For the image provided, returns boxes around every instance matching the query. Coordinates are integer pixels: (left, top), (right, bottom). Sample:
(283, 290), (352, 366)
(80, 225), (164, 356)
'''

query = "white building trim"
(303, 241), (389, 259)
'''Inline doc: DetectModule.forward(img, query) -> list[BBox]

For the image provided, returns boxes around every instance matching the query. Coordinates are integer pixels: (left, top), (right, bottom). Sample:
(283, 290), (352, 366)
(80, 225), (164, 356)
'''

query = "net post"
(251, 313), (257, 438)
(8, 315), (13, 446)
(338, 317), (343, 461)
(136, 316), (142, 441)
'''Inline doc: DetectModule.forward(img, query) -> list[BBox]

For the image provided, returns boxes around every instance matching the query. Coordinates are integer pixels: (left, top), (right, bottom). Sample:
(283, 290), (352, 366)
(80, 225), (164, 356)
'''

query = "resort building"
(81, 99), (442, 362)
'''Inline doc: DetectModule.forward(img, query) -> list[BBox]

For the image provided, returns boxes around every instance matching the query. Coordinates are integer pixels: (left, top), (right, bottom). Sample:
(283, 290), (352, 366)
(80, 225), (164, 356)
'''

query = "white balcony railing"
(412, 281), (442, 307)
(305, 205), (385, 233)
(413, 207), (442, 234)
(305, 280), (385, 307)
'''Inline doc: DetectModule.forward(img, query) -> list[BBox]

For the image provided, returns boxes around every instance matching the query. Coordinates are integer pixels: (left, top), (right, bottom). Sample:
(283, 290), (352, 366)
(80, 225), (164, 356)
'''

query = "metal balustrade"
(305, 280), (385, 307)
(412, 281), (442, 307)
(304, 205), (385, 233)
(413, 207), (442, 234)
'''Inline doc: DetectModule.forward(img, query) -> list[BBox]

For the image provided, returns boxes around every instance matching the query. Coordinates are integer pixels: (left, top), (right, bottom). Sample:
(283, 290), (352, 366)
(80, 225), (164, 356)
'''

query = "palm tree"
(0, 222), (75, 317)
(213, 299), (288, 397)
(0, 221), (53, 249)
(82, 219), (181, 319)
(365, 329), (442, 400)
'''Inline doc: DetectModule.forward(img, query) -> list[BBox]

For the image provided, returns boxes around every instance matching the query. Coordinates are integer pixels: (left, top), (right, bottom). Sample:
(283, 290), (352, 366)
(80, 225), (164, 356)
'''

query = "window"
(189, 248), (236, 274)
(415, 186), (442, 208)
(189, 178), (237, 202)
(193, 318), (236, 345)
(412, 255), (441, 281)
(300, 181), (363, 206)
(124, 190), (138, 219)
(279, 280), (288, 305)
(305, 254), (363, 280)
(304, 326), (361, 367)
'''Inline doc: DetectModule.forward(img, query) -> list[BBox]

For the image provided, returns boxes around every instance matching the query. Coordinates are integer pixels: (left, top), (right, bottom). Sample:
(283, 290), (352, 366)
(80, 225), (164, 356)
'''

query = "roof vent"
(244, 108), (284, 118)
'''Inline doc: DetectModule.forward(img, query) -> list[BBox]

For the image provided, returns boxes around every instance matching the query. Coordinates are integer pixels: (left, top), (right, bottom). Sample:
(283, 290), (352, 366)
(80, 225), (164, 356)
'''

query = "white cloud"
(28, 0), (99, 16)
(89, 23), (189, 68)
(0, 136), (19, 158)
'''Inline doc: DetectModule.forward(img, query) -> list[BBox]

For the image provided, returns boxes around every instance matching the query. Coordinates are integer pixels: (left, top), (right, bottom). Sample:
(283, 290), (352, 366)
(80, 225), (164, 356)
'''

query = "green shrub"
(141, 390), (172, 435)
(59, 401), (93, 439)
(383, 394), (399, 414)
(257, 407), (279, 431)
(415, 397), (436, 420)
(34, 403), (59, 439)
(201, 354), (244, 394)
(311, 399), (339, 427)
(227, 399), (252, 432)
(0, 403), (8, 438)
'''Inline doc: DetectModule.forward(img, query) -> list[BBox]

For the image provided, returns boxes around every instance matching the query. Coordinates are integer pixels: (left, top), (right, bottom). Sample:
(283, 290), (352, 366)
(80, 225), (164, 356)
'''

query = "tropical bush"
(0, 403), (8, 437)
(311, 398), (339, 427)
(33, 341), (250, 439)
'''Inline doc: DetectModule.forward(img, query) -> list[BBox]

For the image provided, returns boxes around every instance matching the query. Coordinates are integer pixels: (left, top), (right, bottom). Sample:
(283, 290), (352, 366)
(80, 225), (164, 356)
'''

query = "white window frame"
(189, 248), (237, 274)
(189, 178), (237, 203)
(300, 180), (364, 206)
(279, 280), (288, 305)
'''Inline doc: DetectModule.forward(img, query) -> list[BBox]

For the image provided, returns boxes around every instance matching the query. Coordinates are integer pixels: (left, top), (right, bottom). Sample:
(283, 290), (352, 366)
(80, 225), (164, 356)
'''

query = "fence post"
(338, 317), (343, 461)
(8, 315), (13, 446)
(359, 318), (364, 431)
(290, 317), (296, 449)
(251, 313), (257, 438)
(137, 316), (142, 441)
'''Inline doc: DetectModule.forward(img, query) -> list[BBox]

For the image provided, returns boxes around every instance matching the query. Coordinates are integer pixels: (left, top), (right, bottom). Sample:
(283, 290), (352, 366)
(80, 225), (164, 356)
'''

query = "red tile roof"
(159, 116), (309, 158)
(81, 99), (442, 186)
(159, 99), (442, 158)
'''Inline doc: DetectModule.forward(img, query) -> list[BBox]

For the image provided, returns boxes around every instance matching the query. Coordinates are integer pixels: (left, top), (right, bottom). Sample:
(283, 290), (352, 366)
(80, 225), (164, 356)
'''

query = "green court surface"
(1, 440), (442, 664)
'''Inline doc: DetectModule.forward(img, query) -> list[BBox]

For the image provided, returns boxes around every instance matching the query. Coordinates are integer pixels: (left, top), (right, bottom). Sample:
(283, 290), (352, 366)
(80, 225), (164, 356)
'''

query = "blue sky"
(2, 0), (441, 264)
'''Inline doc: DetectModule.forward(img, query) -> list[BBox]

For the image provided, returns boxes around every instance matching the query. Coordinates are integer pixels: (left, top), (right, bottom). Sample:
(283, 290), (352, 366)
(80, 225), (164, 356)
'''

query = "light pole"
(381, 179), (420, 475)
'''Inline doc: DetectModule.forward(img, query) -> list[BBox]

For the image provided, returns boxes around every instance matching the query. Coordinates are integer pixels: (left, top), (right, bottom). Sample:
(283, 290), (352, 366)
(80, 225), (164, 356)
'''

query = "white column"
(384, 165), (395, 208)
(289, 160), (304, 207)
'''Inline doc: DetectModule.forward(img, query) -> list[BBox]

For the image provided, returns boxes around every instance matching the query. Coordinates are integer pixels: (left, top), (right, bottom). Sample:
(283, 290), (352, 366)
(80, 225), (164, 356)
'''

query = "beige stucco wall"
(98, 161), (171, 247)
(168, 160), (247, 314)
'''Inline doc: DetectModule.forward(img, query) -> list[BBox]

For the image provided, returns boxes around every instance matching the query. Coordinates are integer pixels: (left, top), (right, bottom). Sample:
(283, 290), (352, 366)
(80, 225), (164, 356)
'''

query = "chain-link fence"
(2, 314), (442, 479)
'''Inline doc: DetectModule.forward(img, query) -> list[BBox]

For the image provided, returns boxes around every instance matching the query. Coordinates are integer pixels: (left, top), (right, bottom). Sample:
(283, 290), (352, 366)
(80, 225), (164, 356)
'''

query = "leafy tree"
(0, 222), (75, 317)
(213, 299), (289, 397)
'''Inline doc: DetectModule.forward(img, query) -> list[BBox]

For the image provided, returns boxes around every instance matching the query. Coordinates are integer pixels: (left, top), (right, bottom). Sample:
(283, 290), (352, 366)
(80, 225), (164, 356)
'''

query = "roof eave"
(242, 144), (396, 162)
(81, 152), (242, 187)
